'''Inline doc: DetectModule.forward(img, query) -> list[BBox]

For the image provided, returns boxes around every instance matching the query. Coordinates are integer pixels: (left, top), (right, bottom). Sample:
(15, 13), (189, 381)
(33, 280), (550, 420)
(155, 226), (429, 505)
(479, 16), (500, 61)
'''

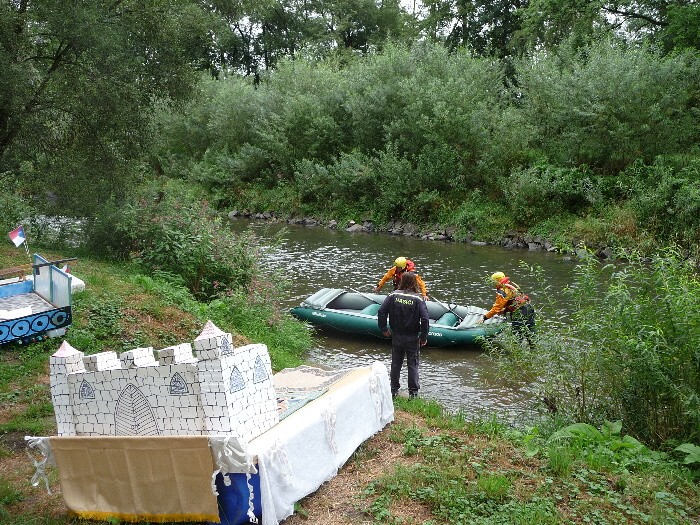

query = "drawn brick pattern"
(49, 321), (279, 441)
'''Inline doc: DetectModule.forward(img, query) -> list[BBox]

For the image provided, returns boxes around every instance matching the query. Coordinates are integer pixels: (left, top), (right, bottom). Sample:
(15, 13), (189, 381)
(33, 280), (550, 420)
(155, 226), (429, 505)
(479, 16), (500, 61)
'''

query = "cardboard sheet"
(49, 435), (219, 523)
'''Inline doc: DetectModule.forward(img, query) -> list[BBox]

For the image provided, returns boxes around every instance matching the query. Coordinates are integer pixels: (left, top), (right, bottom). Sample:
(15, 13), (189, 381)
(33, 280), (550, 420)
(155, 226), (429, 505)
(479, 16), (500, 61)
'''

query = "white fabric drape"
(252, 361), (393, 525)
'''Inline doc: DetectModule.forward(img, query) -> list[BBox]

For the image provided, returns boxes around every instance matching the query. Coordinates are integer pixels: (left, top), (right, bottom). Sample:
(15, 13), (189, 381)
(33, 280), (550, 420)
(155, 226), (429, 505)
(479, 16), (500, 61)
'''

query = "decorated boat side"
(24, 321), (393, 525)
(0, 254), (73, 346)
(290, 288), (505, 347)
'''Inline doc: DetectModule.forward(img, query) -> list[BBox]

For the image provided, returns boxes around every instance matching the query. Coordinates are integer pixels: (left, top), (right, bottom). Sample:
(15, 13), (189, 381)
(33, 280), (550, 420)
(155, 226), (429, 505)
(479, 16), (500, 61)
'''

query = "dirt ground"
(280, 410), (433, 525)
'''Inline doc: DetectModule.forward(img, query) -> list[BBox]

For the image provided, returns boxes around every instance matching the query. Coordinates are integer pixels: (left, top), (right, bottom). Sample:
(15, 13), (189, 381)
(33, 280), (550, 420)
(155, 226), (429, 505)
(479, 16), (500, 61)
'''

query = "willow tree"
(0, 0), (212, 215)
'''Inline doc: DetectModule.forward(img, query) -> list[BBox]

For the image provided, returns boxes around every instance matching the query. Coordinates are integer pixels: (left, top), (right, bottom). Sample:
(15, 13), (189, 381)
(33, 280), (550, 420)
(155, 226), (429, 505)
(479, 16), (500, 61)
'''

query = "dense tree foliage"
(420, 0), (526, 59)
(517, 0), (700, 53)
(516, 40), (699, 173)
(201, 0), (414, 79)
(0, 0), (214, 214)
(151, 38), (699, 251)
(2, 0), (699, 248)
(418, 1), (700, 57)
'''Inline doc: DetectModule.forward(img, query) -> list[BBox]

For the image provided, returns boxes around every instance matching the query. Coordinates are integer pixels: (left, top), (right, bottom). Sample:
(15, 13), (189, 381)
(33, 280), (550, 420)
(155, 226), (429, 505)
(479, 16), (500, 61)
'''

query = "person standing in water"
(477, 271), (536, 345)
(377, 272), (430, 399)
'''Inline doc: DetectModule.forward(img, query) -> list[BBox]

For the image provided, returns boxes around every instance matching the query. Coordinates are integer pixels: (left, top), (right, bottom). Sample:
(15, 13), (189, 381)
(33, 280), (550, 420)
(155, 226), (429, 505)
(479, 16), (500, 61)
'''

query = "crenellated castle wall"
(49, 321), (279, 443)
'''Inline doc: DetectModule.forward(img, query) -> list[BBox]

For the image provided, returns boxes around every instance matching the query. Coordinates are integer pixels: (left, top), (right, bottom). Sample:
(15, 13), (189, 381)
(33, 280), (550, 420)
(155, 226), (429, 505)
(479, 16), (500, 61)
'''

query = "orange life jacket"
(392, 259), (416, 288)
(500, 280), (530, 312)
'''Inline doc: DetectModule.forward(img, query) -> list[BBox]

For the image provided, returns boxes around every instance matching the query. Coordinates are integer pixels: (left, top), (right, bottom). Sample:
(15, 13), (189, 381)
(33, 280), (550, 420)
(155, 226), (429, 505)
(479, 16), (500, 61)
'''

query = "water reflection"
(230, 220), (577, 420)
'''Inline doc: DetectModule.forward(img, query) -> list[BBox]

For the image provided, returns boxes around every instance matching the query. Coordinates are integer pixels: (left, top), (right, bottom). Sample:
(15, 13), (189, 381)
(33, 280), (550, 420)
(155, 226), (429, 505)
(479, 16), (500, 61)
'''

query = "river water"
(230, 220), (579, 422)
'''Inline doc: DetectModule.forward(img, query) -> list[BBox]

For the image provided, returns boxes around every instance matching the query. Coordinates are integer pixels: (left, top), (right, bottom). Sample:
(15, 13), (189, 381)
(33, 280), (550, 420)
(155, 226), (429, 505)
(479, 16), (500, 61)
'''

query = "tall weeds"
(490, 250), (700, 447)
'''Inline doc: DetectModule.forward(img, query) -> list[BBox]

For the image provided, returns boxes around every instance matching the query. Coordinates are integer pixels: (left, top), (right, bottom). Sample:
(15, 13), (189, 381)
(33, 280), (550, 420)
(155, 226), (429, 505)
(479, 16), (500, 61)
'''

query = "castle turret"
(49, 341), (85, 436)
(194, 321), (236, 434)
(194, 321), (279, 441)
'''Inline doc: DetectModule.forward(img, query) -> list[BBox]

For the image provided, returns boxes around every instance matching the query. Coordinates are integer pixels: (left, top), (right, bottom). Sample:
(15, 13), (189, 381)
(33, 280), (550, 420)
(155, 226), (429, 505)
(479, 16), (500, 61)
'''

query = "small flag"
(8, 225), (26, 247)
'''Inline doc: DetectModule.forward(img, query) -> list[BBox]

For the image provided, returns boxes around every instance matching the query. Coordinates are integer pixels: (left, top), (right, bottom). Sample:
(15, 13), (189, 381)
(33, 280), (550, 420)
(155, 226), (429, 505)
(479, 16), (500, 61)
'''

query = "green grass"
(359, 404), (700, 525)
(547, 446), (575, 477)
(0, 476), (23, 506)
(0, 401), (55, 434)
(474, 473), (511, 501)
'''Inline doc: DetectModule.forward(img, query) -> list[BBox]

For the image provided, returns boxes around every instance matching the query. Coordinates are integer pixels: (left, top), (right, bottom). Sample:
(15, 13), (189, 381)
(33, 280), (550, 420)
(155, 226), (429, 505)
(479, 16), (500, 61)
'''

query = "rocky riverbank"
(227, 209), (615, 259)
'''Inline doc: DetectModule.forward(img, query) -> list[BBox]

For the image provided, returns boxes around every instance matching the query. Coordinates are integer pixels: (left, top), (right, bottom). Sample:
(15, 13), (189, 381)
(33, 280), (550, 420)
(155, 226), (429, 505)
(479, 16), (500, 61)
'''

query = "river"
(230, 219), (579, 422)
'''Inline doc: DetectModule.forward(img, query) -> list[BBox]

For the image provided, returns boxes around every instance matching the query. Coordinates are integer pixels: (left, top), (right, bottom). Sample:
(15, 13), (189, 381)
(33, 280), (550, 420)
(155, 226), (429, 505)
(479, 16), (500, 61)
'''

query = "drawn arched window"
(253, 356), (268, 384)
(230, 366), (245, 393)
(79, 380), (95, 400)
(114, 384), (160, 436)
(169, 373), (189, 395)
(220, 337), (233, 356)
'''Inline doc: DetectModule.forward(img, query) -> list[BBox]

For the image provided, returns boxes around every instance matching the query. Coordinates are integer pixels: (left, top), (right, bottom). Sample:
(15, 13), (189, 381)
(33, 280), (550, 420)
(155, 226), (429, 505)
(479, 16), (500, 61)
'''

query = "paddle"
(428, 294), (464, 323)
(348, 287), (383, 305)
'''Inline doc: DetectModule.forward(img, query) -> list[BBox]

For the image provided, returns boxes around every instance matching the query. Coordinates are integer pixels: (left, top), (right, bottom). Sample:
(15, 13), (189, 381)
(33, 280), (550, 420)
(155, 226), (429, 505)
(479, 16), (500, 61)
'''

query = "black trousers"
(390, 333), (421, 395)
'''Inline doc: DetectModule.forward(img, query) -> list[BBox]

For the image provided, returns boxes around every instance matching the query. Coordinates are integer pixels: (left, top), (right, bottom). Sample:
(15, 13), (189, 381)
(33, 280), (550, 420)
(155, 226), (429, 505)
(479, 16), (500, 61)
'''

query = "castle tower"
(194, 321), (236, 435)
(234, 343), (279, 440)
(193, 321), (279, 441)
(49, 341), (86, 436)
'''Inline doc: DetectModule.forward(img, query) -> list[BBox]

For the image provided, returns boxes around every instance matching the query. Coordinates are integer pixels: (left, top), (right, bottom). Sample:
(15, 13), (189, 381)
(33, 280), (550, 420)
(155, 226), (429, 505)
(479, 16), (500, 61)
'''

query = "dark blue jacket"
(377, 291), (429, 341)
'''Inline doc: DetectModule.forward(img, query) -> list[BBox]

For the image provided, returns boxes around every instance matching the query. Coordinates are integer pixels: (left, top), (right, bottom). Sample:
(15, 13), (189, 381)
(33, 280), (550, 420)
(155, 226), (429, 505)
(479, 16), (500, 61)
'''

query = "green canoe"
(290, 288), (505, 347)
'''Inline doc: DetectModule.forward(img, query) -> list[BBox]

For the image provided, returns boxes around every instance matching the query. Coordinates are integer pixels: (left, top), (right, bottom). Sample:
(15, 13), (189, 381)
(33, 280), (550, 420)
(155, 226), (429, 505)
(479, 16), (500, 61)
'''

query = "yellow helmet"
(490, 271), (506, 283)
(394, 257), (407, 269)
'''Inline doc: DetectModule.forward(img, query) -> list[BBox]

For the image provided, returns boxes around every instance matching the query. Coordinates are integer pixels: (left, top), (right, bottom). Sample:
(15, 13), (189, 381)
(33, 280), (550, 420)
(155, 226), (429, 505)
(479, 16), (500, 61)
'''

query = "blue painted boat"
(291, 288), (504, 347)
(0, 254), (73, 346)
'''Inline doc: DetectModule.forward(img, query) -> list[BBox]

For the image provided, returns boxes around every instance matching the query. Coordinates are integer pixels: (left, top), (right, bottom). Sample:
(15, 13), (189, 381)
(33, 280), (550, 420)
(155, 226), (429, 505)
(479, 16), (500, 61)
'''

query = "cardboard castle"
(49, 320), (279, 442)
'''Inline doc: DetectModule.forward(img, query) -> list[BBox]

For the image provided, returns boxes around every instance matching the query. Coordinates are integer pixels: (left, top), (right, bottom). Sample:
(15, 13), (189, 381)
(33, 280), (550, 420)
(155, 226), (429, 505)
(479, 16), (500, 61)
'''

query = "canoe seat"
(434, 312), (459, 327)
(360, 304), (381, 315)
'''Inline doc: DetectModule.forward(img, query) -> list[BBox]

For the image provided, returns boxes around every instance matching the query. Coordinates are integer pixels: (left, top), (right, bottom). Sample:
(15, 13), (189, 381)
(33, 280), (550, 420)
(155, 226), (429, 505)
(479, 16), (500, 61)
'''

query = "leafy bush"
(293, 149), (380, 217)
(491, 251), (700, 447)
(135, 204), (260, 300)
(547, 420), (661, 472)
(370, 148), (416, 223)
(156, 42), (535, 222)
(502, 164), (602, 225)
(290, 146), (445, 223)
(82, 199), (138, 260)
(451, 190), (514, 241)
(83, 180), (268, 301)
(674, 443), (700, 467)
(517, 41), (699, 174)
(626, 158), (700, 250)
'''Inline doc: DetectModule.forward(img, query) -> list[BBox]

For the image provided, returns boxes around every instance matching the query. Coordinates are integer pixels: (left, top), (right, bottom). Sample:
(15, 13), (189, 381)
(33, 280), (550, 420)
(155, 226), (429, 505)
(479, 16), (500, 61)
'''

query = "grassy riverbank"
(287, 398), (700, 525)
(1, 246), (698, 524)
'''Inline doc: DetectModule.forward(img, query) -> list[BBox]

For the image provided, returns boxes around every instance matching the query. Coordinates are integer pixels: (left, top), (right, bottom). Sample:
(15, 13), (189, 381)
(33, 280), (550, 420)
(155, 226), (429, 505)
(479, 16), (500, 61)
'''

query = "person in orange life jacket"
(377, 272), (430, 399)
(373, 256), (428, 299)
(477, 271), (536, 345)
